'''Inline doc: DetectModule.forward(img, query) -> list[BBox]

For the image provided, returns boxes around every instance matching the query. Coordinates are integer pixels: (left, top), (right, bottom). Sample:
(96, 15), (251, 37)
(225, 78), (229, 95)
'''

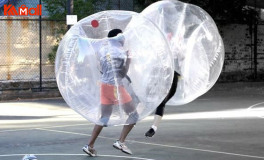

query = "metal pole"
(254, 23), (258, 80)
(250, 16), (253, 75)
(67, 0), (73, 30)
(133, 0), (134, 11)
(254, 0), (258, 80)
(39, 0), (42, 91)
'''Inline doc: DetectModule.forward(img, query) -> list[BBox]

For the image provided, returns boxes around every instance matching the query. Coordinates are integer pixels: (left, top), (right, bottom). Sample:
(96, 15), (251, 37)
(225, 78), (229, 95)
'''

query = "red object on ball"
(91, 20), (99, 28)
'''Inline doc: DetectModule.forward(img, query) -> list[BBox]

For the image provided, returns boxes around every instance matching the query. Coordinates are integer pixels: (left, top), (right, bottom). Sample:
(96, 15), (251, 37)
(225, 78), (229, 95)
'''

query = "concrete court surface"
(0, 82), (264, 160)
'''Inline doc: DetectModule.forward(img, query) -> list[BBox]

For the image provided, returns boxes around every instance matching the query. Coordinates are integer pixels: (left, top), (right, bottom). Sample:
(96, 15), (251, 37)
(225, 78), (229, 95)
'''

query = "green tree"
(43, 0), (105, 20)
(135, 0), (254, 23)
(43, 0), (106, 64)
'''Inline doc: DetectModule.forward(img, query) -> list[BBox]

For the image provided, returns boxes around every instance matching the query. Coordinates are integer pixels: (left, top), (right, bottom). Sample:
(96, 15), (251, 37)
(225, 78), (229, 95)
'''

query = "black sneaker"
(145, 128), (155, 137)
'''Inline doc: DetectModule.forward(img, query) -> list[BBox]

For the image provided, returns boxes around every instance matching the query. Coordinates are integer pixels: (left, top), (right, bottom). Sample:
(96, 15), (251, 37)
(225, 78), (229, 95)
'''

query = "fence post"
(253, 0), (258, 80)
(67, 0), (73, 30)
(39, 0), (42, 91)
(254, 21), (258, 80)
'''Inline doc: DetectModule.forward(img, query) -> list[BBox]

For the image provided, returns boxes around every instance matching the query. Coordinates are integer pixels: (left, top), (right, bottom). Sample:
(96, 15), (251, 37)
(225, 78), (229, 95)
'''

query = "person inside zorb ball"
(55, 10), (173, 155)
(141, 0), (225, 137)
(56, 10), (173, 126)
(142, 0), (225, 105)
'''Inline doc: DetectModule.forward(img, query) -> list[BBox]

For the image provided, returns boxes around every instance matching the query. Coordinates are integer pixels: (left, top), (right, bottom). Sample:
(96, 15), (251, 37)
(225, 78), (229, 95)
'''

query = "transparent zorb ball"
(141, 0), (225, 105)
(55, 10), (174, 126)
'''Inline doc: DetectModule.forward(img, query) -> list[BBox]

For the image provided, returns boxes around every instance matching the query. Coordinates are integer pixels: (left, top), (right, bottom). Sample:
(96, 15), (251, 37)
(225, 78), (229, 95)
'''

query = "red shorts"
(100, 83), (132, 105)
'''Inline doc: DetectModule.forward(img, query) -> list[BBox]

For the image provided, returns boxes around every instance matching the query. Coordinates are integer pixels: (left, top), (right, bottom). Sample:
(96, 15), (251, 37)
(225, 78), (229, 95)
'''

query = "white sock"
(151, 125), (157, 131)
(153, 115), (162, 128)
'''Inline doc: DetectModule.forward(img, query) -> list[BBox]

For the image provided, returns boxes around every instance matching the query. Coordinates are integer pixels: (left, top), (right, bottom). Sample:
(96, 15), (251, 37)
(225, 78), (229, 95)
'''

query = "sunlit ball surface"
(141, 0), (225, 105)
(55, 10), (174, 126)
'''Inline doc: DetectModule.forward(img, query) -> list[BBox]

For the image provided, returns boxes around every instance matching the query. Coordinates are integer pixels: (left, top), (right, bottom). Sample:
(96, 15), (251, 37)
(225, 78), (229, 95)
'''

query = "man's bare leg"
(119, 124), (135, 143)
(113, 123), (135, 155)
(88, 125), (104, 148)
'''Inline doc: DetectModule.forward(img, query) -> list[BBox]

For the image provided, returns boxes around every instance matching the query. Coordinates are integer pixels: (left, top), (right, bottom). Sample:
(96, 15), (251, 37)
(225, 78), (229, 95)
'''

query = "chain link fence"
(0, 0), (263, 92)
(0, 0), (135, 91)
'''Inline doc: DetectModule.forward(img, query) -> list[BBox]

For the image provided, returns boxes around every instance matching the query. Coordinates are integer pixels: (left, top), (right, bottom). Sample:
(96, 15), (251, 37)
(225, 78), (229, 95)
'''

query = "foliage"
(135, 0), (259, 23)
(47, 37), (61, 64)
(42, 0), (101, 20)
(42, 0), (67, 20)
(43, 0), (105, 64)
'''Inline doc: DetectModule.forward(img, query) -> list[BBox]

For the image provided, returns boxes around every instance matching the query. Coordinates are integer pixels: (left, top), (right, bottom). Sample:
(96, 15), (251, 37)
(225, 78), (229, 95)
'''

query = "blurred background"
(0, 0), (263, 100)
